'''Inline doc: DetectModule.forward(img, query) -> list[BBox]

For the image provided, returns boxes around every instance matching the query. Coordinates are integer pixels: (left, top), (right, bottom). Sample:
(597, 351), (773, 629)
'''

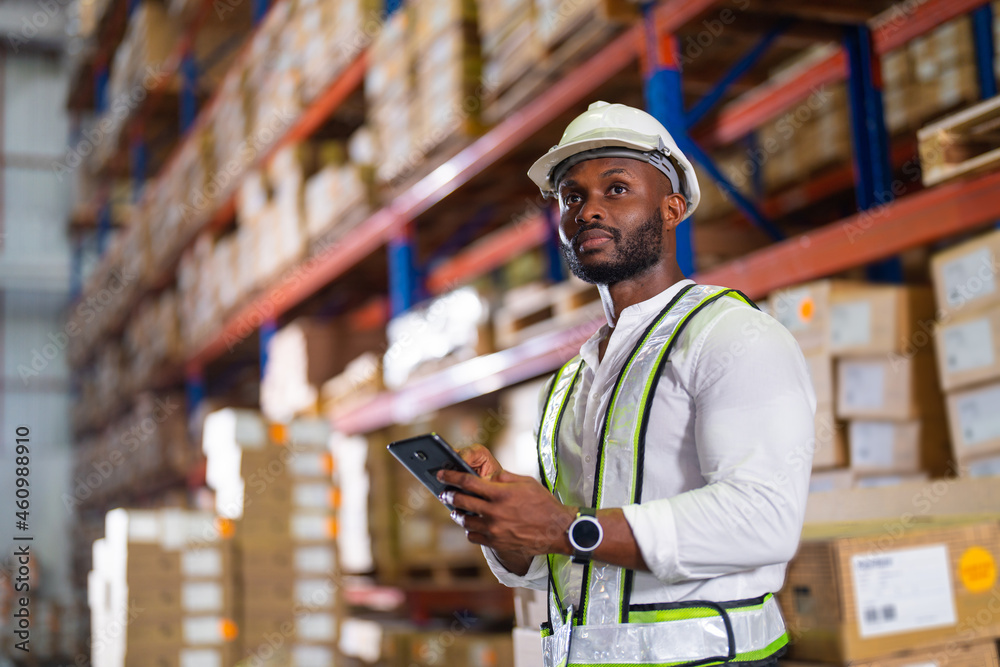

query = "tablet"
(386, 433), (482, 513)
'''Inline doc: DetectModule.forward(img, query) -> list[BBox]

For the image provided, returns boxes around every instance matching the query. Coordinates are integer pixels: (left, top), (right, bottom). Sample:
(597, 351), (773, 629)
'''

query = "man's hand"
(438, 468), (575, 561)
(457, 443), (503, 480)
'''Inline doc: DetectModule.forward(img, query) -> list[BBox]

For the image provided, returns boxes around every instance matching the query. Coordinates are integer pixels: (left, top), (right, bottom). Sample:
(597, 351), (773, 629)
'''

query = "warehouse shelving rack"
(69, 0), (1000, 481)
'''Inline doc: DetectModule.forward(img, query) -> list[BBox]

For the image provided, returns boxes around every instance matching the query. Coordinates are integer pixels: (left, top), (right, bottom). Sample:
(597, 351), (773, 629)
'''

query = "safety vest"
(536, 283), (789, 667)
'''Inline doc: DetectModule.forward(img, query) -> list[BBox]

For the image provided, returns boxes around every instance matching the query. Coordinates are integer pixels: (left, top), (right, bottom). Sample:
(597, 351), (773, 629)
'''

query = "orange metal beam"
(695, 169), (1000, 298)
(425, 214), (550, 294)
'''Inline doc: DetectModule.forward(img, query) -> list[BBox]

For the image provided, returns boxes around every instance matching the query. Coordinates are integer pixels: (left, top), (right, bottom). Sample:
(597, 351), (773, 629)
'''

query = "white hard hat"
(528, 101), (700, 220)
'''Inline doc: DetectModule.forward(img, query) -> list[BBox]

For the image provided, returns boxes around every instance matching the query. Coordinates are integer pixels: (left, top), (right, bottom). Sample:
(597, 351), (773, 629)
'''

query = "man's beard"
(560, 209), (664, 286)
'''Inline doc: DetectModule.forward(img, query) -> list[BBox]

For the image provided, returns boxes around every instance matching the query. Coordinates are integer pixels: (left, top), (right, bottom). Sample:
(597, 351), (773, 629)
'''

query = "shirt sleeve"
(481, 374), (555, 590)
(621, 303), (816, 585)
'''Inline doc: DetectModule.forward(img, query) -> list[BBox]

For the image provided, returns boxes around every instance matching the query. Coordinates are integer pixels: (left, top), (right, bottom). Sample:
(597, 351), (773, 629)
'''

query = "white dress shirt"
(484, 279), (816, 607)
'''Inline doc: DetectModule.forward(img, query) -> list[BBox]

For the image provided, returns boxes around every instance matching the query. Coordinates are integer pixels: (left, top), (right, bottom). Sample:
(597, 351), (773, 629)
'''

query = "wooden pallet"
(494, 278), (604, 349)
(395, 558), (494, 586)
(918, 94), (1000, 187)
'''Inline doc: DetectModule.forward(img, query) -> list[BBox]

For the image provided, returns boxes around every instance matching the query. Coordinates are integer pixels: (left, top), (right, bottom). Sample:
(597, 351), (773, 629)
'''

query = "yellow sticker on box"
(959, 546), (997, 593)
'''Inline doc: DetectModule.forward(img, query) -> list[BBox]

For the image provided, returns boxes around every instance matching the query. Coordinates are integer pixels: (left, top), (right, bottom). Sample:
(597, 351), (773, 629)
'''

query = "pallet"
(483, 7), (628, 125)
(395, 558), (495, 586)
(918, 94), (1000, 187)
(494, 278), (604, 349)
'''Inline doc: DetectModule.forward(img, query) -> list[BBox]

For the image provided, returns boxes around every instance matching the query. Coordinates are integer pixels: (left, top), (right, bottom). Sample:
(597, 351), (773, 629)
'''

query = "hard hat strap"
(552, 147), (682, 199)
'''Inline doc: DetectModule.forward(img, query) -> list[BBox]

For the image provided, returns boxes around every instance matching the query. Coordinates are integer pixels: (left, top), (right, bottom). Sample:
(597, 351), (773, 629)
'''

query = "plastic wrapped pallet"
(382, 286), (493, 390)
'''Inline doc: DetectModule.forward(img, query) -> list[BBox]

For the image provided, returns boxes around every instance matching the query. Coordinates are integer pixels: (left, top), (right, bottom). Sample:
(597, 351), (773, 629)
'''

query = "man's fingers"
(437, 470), (495, 498)
(446, 490), (490, 516)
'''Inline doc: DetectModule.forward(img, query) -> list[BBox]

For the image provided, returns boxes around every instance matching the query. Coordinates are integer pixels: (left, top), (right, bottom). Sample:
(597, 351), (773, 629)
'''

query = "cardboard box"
(931, 229), (1000, 319)
(848, 418), (951, 476)
(809, 468), (854, 494)
(961, 451), (1000, 477)
(946, 379), (1000, 463)
(513, 587), (547, 630)
(836, 352), (943, 420)
(852, 471), (929, 489)
(803, 476), (1000, 524)
(513, 626), (544, 667)
(814, 403), (849, 470)
(778, 637), (999, 666)
(829, 285), (935, 356)
(803, 350), (834, 406)
(936, 302), (1000, 391)
(770, 280), (863, 352)
(779, 517), (1000, 662)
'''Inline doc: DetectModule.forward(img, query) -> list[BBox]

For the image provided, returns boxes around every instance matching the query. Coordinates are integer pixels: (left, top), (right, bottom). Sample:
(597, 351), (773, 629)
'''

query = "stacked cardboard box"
(931, 229), (1000, 477)
(881, 15), (978, 134)
(304, 128), (376, 243)
(770, 281), (948, 490)
(124, 290), (181, 389)
(262, 317), (388, 424)
(366, 9), (416, 185)
(412, 0), (483, 154)
(203, 410), (340, 665)
(779, 516), (1000, 664)
(513, 588), (546, 667)
(479, 0), (541, 99)
(89, 508), (240, 667)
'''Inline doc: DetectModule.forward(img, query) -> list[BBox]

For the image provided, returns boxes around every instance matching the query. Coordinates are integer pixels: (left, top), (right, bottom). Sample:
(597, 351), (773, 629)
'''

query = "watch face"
(572, 517), (601, 550)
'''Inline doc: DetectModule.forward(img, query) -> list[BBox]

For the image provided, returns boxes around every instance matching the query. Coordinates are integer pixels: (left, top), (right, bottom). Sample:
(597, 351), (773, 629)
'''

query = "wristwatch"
(567, 507), (603, 564)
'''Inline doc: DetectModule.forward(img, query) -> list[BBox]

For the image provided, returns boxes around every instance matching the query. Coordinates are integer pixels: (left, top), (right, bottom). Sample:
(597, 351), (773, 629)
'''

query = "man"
(438, 101), (815, 666)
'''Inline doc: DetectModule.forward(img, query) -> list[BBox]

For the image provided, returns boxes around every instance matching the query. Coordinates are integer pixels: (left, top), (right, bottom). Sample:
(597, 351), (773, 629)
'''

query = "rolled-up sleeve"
(623, 306), (816, 584)
(482, 548), (549, 590)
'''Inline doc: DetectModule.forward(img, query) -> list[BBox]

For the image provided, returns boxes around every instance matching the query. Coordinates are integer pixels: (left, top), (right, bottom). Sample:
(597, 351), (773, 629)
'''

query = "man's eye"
(610, 185), (627, 194)
(564, 194), (581, 205)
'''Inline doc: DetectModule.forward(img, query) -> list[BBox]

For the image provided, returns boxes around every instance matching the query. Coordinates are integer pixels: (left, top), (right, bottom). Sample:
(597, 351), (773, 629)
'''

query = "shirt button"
(585, 456), (592, 463)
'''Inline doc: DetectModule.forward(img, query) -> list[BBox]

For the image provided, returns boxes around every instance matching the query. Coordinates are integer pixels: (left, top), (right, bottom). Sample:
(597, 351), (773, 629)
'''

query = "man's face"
(556, 157), (669, 286)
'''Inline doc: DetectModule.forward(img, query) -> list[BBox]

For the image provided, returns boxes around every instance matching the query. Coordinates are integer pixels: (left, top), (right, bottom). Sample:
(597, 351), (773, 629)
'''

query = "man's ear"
(661, 192), (687, 230)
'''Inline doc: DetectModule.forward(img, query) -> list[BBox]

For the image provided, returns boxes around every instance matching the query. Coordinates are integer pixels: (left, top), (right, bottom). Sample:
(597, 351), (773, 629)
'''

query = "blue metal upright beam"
(97, 201), (112, 256)
(544, 205), (567, 283)
(972, 4), (998, 100)
(181, 52), (199, 134)
(844, 25), (903, 283)
(94, 64), (109, 114)
(388, 225), (419, 316)
(686, 19), (793, 128)
(185, 372), (206, 421)
(641, 5), (693, 275)
(385, 0), (405, 16)
(252, 0), (270, 25)
(70, 237), (84, 300)
(131, 133), (147, 203)
(260, 318), (277, 380)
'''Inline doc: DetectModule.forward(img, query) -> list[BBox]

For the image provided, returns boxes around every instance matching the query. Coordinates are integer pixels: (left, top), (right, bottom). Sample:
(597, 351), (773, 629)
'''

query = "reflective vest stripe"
(539, 358), (585, 495)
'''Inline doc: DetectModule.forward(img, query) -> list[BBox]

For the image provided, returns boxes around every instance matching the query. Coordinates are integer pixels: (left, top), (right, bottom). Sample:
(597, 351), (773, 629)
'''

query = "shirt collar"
(580, 278), (696, 369)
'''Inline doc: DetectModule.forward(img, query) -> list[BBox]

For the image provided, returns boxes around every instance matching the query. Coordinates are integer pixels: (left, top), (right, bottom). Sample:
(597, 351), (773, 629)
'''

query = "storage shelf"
(697, 0), (991, 147)
(329, 165), (1000, 435)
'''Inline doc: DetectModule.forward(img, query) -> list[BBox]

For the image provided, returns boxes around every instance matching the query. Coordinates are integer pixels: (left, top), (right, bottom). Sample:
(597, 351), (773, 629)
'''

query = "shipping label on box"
(294, 545), (337, 574)
(851, 544), (956, 638)
(932, 230), (1000, 318)
(850, 421), (898, 470)
(837, 353), (942, 420)
(947, 381), (1000, 461)
(937, 304), (1000, 391)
